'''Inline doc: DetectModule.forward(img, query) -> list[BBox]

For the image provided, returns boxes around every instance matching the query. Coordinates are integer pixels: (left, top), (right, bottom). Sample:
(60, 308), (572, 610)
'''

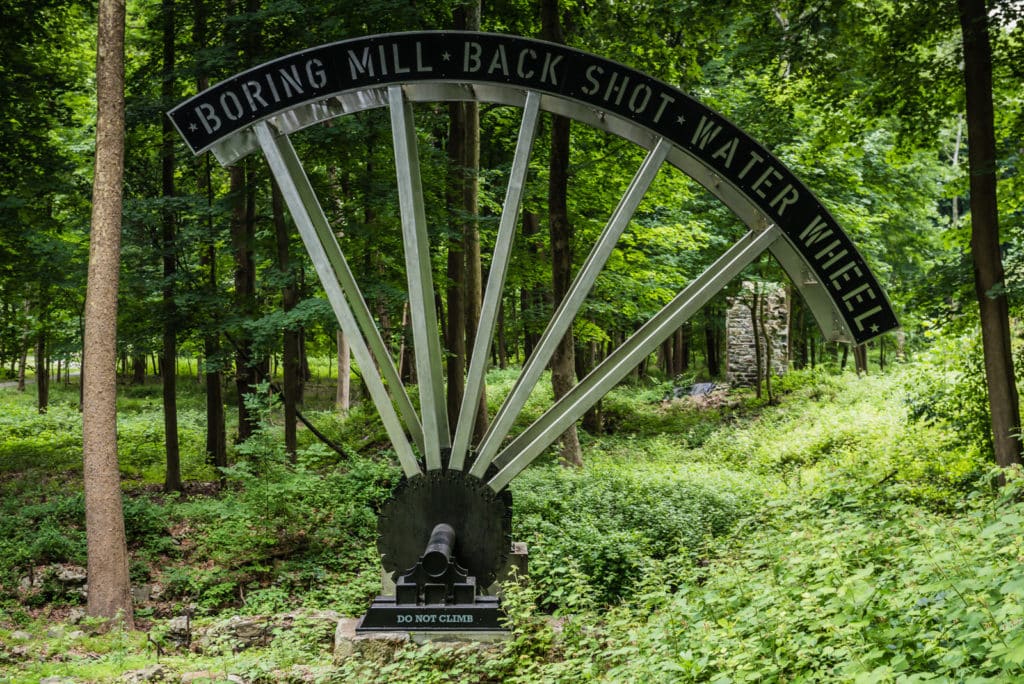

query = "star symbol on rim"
(870, 324), (880, 333)
(442, 52), (452, 62)
(676, 114), (686, 124)
(189, 123), (198, 132)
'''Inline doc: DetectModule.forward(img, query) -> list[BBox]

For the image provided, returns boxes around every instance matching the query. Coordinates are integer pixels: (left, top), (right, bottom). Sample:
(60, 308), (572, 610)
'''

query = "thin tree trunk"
(229, 163), (258, 441)
(749, 291), (763, 399)
(396, 301), (409, 380)
(757, 291), (774, 403)
(951, 114), (964, 226)
(520, 211), (542, 359)
(497, 299), (508, 370)
(272, 180), (300, 459)
(704, 307), (720, 377)
(36, 328), (49, 413)
(201, 182), (226, 471)
(958, 0), (1022, 468)
(83, 0), (133, 628)
(17, 346), (27, 391)
(336, 330), (350, 412)
(161, 0), (181, 492)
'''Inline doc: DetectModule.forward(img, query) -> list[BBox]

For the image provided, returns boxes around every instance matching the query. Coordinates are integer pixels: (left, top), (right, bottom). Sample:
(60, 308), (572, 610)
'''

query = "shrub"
(512, 459), (758, 605)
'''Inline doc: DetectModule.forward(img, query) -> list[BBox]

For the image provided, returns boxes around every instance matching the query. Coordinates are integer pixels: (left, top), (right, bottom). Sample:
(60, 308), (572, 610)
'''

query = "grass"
(0, 361), (1010, 682)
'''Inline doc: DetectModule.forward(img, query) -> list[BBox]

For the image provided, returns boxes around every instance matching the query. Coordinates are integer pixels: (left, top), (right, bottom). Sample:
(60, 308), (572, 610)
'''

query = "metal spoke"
(470, 137), (673, 479)
(486, 224), (783, 492)
(389, 85), (450, 471)
(255, 121), (423, 479)
(448, 92), (542, 472)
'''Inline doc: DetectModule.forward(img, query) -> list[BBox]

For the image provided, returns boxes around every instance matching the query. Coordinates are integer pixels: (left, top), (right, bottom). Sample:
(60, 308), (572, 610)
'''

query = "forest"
(1, 0), (1023, 681)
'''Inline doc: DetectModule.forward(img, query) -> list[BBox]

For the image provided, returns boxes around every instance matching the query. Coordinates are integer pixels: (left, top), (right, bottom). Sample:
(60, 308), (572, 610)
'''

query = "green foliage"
(512, 454), (759, 605)
(171, 389), (398, 613)
(903, 327), (1012, 463)
(567, 467), (1024, 682)
(0, 400), (83, 472)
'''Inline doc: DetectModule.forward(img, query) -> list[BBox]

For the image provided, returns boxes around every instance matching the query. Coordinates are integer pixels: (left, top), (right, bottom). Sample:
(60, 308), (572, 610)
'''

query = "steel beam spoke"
(389, 85), (450, 470)
(470, 137), (672, 478)
(449, 92), (541, 472)
(486, 225), (782, 492)
(255, 122), (423, 478)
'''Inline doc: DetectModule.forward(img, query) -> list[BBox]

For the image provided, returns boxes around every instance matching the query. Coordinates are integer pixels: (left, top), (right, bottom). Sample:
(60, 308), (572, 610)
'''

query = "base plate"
(356, 595), (506, 633)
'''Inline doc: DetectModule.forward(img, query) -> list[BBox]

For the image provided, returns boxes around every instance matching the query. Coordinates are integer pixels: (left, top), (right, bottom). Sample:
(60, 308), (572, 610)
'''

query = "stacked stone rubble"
(726, 282), (788, 387)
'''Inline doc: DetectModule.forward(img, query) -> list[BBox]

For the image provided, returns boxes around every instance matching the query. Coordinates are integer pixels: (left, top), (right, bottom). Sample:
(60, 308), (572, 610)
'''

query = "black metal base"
(356, 595), (506, 632)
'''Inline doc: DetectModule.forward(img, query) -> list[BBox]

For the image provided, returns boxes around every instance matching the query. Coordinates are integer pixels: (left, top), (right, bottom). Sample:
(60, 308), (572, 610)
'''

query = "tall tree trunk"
(272, 180), (300, 459)
(202, 246), (226, 470)
(192, 0), (225, 472)
(460, 0), (488, 441)
(445, 97), (467, 435)
(336, 330), (350, 412)
(229, 163), (258, 441)
(542, 0), (582, 467)
(161, 0), (181, 492)
(958, 0), (1022, 468)
(229, 0), (264, 443)
(83, 0), (134, 628)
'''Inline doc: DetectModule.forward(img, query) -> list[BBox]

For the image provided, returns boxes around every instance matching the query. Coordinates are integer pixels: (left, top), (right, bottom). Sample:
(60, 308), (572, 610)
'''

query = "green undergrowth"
(0, 363), (1012, 682)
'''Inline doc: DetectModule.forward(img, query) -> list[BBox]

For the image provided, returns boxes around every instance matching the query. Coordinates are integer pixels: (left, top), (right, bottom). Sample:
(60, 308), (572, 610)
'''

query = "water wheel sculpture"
(171, 31), (897, 632)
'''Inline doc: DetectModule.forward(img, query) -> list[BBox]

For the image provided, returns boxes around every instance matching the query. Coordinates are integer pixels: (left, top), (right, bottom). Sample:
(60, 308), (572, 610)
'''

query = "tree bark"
(748, 290), (763, 399)
(461, 0), (488, 441)
(704, 306), (721, 377)
(272, 180), (300, 460)
(229, 163), (259, 441)
(191, 0), (225, 473)
(520, 211), (543, 359)
(445, 97), (467, 435)
(958, 0), (1022, 468)
(36, 327), (49, 413)
(161, 0), (181, 492)
(542, 0), (582, 467)
(336, 330), (350, 412)
(83, 0), (134, 629)
(17, 345), (27, 392)
(757, 291), (775, 404)
(496, 300), (508, 369)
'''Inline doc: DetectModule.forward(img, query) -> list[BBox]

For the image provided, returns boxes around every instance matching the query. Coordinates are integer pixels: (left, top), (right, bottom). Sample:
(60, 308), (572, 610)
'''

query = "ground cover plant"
(0, 360), (1019, 682)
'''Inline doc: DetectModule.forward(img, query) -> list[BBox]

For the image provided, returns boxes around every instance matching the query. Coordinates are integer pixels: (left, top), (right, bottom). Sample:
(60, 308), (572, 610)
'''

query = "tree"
(958, 0), (1021, 469)
(160, 0), (182, 492)
(82, 0), (134, 629)
(272, 180), (301, 459)
(541, 0), (582, 467)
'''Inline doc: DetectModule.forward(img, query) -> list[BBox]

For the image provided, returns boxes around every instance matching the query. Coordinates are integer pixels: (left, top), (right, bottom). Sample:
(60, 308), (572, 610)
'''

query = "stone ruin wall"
(726, 282), (789, 387)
